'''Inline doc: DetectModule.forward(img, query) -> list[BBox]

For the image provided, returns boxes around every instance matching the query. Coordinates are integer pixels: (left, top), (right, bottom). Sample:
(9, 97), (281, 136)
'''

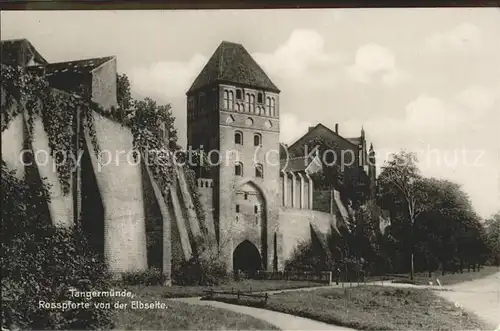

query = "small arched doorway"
(233, 240), (263, 277)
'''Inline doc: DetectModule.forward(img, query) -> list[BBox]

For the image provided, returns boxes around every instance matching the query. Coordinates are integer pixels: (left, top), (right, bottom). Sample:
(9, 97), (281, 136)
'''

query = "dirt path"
(436, 271), (500, 330)
(173, 297), (356, 331)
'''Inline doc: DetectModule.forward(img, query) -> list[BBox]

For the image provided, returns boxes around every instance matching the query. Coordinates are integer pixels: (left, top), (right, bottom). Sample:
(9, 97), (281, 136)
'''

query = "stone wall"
(197, 178), (216, 240)
(91, 58), (118, 110)
(278, 207), (339, 262)
(84, 112), (147, 273)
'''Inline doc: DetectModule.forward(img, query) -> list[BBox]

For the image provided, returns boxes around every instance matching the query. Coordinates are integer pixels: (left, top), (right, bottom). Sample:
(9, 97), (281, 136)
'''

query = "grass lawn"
(208, 285), (486, 331)
(391, 265), (499, 285)
(125, 279), (326, 298)
(112, 284), (278, 330)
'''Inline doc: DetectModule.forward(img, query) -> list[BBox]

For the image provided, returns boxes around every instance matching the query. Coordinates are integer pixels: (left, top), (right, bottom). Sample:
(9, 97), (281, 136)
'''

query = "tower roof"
(187, 41), (280, 94)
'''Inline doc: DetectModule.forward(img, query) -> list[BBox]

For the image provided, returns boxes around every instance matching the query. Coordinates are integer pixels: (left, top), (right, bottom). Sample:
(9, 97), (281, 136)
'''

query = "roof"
(281, 157), (309, 172)
(28, 56), (114, 75)
(187, 41), (280, 94)
(346, 137), (362, 145)
(280, 155), (322, 173)
(288, 123), (361, 153)
(0, 39), (48, 66)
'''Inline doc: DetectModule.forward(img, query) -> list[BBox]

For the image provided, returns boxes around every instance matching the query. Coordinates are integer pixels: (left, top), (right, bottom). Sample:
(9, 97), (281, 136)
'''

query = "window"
(255, 163), (263, 178)
(236, 204), (240, 213)
(228, 91), (234, 110)
(271, 98), (276, 116)
(236, 89), (242, 100)
(250, 95), (255, 113)
(223, 91), (229, 109)
(254, 205), (258, 214)
(235, 131), (243, 145)
(244, 193), (248, 200)
(257, 93), (263, 103)
(253, 133), (262, 146)
(245, 93), (250, 112)
(235, 162), (243, 176)
(266, 97), (271, 116)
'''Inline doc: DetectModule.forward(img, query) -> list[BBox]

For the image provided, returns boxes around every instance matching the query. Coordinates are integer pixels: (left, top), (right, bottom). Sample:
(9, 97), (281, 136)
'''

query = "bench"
(203, 289), (269, 305)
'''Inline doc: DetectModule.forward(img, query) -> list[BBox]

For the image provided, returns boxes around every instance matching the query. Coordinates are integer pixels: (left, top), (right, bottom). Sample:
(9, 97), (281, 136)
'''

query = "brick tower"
(186, 41), (282, 272)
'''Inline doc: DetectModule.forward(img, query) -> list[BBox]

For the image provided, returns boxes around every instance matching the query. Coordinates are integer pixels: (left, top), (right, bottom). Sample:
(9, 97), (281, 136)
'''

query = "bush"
(285, 241), (333, 273)
(1, 164), (113, 330)
(172, 236), (229, 286)
(121, 268), (166, 286)
(173, 253), (229, 286)
(1, 225), (114, 330)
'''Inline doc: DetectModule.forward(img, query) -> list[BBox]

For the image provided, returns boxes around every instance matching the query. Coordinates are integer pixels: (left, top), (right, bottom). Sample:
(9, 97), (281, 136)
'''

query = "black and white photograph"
(1, 6), (499, 331)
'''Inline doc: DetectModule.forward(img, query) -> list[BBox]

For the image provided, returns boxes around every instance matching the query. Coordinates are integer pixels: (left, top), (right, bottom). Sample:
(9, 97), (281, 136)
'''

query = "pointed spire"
(361, 126), (365, 137)
(369, 143), (374, 151)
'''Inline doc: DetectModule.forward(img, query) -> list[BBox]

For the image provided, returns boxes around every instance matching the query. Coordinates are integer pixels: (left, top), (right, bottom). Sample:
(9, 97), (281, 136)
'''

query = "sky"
(2, 9), (499, 219)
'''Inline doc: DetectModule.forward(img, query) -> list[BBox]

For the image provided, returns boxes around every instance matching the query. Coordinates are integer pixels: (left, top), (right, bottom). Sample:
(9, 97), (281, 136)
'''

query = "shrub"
(172, 236), (229, 286)
(1, 225), (114, 330)
(285, 241), (332, 273)
(121, 268), (166, 286)
(173, 252), (229, 286)
(1, 164), (113, 330)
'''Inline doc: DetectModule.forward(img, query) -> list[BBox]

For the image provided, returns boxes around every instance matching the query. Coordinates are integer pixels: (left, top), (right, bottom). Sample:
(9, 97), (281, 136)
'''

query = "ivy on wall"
(1, 65), (175, 197)
(1, 65), (99, 194)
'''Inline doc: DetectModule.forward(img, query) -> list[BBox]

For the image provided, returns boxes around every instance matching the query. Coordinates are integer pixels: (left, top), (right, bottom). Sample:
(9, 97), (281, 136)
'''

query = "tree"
(485, 212), (500, 265)
(129, 97), (179, 150)
(116, 73), (132, 110)
(305, 137), (371, 210)
(377, 151), (431, 280)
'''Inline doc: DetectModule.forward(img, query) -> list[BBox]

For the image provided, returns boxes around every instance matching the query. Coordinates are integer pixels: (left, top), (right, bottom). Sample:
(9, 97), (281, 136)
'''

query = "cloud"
(280, 113), (312, 144)
(253, 29), (346, 89)
(425, 22), (482, 51)
(346, 43), (408, 86)
(128, 54), (207, 101)
(453, 85), (499, 115)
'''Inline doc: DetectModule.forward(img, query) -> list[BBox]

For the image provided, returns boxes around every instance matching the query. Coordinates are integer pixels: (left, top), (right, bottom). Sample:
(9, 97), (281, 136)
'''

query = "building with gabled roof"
(189, 41), (378, 273)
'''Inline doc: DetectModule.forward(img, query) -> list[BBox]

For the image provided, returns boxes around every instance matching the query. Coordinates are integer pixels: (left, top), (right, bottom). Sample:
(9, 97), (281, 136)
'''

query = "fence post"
(264, 293), (268, 305)
(328, 271), (332, 285)
(237, 290), (240, 301)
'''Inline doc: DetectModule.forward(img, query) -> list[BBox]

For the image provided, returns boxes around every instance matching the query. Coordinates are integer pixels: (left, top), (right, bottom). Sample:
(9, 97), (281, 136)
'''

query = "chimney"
(335, 123), (339, 133)
(308, 126), (315, 132)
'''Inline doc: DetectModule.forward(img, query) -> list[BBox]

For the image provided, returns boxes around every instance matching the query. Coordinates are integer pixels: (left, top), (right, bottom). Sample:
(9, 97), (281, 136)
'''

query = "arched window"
(266, 97), (271, 116)
(255, 163), (263, 178)
(236, 204), (240, 213)
(257, 92), (263, 104)
(254, 205), (259, 214)
(228, 91), (234, 110)
(271, 98), (276, 116)
(235, 162), (243, 176)
(250, 95), (255, 113)
(223, 90), (229, 109)
(253, 133), (262, 146)
(245, 93), (251, 112)
(236, 103), (241, 112)
(234, 131), (243, 145)
(236, 89), (242, 100)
